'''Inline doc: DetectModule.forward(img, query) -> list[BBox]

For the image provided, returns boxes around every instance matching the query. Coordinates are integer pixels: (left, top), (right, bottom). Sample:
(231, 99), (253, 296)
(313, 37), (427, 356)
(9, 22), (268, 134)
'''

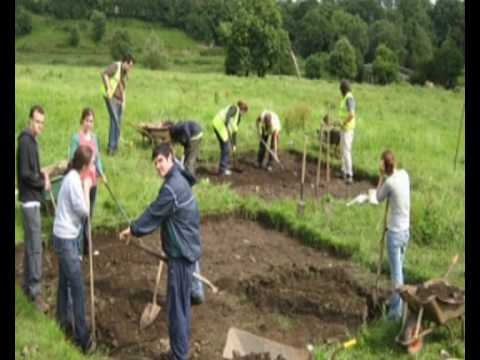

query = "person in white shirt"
(52, 145), (95, 353)
(376, 149), (410, 321)
(256, 110), (281, 171)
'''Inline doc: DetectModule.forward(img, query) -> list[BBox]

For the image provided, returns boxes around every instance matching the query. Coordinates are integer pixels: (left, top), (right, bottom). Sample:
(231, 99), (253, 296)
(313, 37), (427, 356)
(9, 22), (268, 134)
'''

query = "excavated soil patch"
(196, 150), (376, 200)
(15, 216), (388, 359)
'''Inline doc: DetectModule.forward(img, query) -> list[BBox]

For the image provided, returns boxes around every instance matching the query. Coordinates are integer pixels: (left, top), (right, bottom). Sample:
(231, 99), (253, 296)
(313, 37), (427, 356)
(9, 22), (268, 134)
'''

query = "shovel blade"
(139, 303), (161, 330)
(223, 327), (310, 360)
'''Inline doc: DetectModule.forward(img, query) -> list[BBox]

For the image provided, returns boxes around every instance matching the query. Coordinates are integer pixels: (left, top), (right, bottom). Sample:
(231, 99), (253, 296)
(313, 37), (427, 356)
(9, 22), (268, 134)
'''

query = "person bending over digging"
(53, 145), (95, 353)
(17, 105), (51, 313)
(101, 53), (134, 156)
(119, 143), (202, 360)
(211, 101), (248, 176)
(256, 110), (281, 172)
(69, 107), (107, 257)
(163, 120), (203, 177)
(338, 79), (356, 185)
(376, 150), (411, 321)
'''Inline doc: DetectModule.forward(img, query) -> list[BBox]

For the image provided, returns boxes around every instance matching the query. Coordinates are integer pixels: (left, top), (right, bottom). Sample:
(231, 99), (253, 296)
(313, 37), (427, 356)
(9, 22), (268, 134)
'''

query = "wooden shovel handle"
(152, 260), (164, 304)
(301, 135), (307, 184)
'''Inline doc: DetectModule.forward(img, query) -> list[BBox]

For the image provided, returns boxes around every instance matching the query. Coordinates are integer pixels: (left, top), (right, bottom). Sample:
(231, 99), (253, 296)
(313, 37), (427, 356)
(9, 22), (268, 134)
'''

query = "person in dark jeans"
(16, 105), (51, 313)
(164, 120), (203, 177)
(120, 143), (202, 360)
(256, 110), (281, 171)
(211, 101), (249, 175)
(101, 54), (134, 155)
(53, 145), (95, 354)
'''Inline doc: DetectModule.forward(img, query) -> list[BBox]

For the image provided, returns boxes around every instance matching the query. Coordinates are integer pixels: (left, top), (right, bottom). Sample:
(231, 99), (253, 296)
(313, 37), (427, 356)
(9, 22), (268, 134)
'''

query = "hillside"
(15, 13), (225, 73)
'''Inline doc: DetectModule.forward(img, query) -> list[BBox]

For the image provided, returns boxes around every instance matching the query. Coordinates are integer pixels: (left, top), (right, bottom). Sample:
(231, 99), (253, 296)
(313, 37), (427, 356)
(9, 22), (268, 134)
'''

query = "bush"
(90, 10), (106, 44)
(305, 52), (330, 79)
(15, 7), (32, 36)
(110, 30), (133, 61)
(141, 33), (169, 70)
(283, 103), (312, 134)
(372, 44), (399, 85)
(68, 25), (80, 47)
(328, 37), (357, 80)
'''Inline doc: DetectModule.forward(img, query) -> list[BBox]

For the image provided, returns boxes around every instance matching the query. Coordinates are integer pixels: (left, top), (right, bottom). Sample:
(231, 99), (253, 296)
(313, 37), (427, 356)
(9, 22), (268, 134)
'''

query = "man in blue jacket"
(119, 143), (201, 360)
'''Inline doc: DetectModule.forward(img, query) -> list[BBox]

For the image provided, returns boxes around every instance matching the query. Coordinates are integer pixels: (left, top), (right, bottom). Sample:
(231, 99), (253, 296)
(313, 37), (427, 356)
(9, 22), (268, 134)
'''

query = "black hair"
(151, 143), (173, 161)
(340, 79), (351, 96)
(122, 53), (135, 64)
(29, 105), (45, 118)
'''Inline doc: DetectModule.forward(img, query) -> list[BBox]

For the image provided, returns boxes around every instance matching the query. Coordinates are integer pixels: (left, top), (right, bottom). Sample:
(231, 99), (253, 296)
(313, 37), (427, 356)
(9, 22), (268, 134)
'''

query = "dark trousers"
(21, 205), (43, 299)
(257, 133), (275, 167)
(80, 186), (97, 256)
(184, 138), (202, 177)
(53, 234), (90, 350)
(167, 258), (194, 360)
(214, 129), (230, 173)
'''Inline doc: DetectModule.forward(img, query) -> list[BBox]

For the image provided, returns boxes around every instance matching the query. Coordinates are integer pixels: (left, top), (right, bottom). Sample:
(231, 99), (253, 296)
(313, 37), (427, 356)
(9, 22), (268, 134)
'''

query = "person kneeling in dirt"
(53, 145), (95, 353)
(256, 110), (281, 172)
(120, 143), (202, 360)
(163, 120), (203, 177)
(376, 150), (410, 322)
(212, 101), (249, 176)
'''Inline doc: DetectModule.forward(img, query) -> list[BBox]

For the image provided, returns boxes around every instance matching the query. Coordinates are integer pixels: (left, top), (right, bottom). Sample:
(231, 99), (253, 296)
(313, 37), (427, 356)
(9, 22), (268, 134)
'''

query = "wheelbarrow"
(133, 121), (171, 147)
(41, 160), (68, 216)
(395, 278), (465, 354)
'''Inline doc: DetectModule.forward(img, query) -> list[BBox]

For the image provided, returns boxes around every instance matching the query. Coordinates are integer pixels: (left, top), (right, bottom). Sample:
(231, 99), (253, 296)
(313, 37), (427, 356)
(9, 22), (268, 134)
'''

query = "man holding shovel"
(256, 110), (281, 172)
(338, 80), (356, 185)
(119, 143), (202, 360)
(212, 101), (248, 176)
(376, 150), (410, 321)
(101, 54), (134, 156)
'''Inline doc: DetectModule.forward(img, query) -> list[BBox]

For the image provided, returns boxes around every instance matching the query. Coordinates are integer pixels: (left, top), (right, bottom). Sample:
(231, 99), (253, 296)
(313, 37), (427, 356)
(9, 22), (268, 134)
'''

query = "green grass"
(15, 63), (464, 358)
(15, 13), (225, 72)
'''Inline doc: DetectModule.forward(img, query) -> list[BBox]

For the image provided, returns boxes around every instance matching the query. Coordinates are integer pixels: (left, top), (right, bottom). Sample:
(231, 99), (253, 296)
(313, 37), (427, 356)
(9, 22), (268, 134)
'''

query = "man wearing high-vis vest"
(101, 54), (134, 156)
(211, 101), (248, 176)
(338, 79), (356, 184)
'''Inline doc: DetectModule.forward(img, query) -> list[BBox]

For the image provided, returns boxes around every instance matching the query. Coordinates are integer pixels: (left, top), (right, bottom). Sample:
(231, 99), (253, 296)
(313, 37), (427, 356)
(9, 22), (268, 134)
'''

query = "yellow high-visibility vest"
(339, 92), (356, 131)
(101, 62), (122, 98)
(212, 105), (240, 142)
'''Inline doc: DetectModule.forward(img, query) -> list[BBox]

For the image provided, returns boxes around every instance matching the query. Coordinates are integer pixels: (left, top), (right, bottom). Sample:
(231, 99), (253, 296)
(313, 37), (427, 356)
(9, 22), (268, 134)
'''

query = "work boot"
(82, 336), (96, 354)
(33, 295), (50, 313)
(346, 176), (353, 185)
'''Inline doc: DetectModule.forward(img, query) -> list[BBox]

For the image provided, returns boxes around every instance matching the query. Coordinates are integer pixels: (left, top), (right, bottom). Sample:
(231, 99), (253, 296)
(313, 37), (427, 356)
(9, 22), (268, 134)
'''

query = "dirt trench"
(196, 150), (376, 200)
(15, 216), (388, 359)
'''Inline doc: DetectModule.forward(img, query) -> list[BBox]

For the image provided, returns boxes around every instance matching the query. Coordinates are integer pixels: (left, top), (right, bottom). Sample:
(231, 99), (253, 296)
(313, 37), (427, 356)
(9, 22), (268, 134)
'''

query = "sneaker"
(33, 295), (50, 313)
(82, 336), (96, 354)
(266, 165), (273, 172)
(346, 176), (353, 185)
(191, 296), (204, 306)
(222, 169), (232, 176)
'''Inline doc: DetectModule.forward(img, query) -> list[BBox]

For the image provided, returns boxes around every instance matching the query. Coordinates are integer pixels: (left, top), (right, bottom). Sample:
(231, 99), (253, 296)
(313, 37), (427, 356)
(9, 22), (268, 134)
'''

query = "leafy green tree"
(295, 7), (335, 58)
(305, 52), (330, 79)
(339, 0), (385, 24)
(430, 36), (464, 89)
(329, 37), (357, 80)
(373, 44), (399, 84)
(331, 9), (369, 57)
(223, 0), (291, 77)
(50, 0), (98, 19)
(90, 10), (106, 44)
(141, 33), (169, 70)
(15, 6), (32, 36)
(431, 0), (464, 55)
(68, 25), (80, 47)
(110, 30), (133, 61)
(404, 20), (433, 69)
(367, 19), (406, 65)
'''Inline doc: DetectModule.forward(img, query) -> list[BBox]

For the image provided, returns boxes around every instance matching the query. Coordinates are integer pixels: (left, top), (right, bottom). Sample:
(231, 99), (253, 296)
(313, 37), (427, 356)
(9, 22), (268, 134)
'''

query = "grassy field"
(15, 13), (225, 73)
(15, 61), (465, 359)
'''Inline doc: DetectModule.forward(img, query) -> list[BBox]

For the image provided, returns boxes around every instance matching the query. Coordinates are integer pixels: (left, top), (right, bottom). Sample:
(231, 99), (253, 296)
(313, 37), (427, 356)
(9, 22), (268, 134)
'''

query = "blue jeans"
(53, 234), (90, 350)
(20, 205), (43, 299)
(105, 97), (123, 152)
(167, 258), (194, 360)
(191, 261), (204, 304)
(214, 128), (230, 173)
(386, 229), (409, 321)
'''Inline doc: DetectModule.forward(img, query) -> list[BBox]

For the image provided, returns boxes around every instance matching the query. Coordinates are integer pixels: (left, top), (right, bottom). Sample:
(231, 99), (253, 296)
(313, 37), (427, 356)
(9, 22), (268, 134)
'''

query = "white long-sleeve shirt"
(53, 170), (89, 239)
(376, 169), (410, 232)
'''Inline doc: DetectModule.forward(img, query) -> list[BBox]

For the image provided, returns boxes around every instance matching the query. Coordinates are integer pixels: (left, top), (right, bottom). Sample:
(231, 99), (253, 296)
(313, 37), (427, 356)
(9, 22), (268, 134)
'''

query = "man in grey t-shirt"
(376, 149), (410, 321)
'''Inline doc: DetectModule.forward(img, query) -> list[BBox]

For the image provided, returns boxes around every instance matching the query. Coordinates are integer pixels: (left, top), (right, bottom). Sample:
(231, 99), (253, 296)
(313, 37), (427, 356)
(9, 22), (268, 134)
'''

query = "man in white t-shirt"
(376, 149), (410, 322)
(256, 110), (281, 171)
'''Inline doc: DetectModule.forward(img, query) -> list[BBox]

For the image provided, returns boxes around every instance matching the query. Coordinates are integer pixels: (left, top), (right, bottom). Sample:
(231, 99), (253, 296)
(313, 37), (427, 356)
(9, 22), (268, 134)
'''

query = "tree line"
(16, 0), (464, 88)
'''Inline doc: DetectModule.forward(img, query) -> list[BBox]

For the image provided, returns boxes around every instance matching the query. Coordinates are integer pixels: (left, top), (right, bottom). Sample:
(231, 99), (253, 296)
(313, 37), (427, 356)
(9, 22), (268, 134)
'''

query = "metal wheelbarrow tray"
(395, 279), (465, 354)
(134, 121), (171, 146)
